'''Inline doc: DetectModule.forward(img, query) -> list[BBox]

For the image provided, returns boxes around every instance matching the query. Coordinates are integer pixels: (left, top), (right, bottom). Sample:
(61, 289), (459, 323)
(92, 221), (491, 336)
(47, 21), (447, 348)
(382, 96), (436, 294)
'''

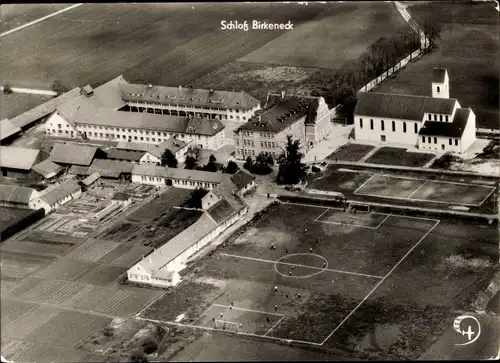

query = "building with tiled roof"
(0, 146), (41, 179)
(29, 179), (82, 213)
(0, 185), (39, 208)
(49, 142), (100, 166)
(43, 76), (258, 152)
(127, 168), (253, 288)
(31, 159), (64, 180)
(233, 91), (334, 160)
(354, 68), (476, 154)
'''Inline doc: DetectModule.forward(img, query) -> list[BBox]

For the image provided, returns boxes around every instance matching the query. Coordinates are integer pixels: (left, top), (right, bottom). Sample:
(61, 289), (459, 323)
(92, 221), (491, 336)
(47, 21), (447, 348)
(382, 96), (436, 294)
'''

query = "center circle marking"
(274, 253), (328, 279)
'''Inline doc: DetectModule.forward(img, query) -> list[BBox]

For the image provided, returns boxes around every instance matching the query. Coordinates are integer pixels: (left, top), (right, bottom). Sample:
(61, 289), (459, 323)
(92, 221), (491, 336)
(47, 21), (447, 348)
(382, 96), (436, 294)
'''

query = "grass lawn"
(364, 147), (435, 167)
(0, 93), (54, 120)
(0, 3), (328, 90)
(0, 4), (71, 33)
(326, 143), (375, 162)
(239, 2), (410, 69)
(140, 202), (498, 360)
(374, 1), (499, 129)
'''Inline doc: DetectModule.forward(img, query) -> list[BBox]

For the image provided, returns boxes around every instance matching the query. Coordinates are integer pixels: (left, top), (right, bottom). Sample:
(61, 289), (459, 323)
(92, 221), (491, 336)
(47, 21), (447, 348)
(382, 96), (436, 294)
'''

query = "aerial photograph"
(0, 1), (499, 362)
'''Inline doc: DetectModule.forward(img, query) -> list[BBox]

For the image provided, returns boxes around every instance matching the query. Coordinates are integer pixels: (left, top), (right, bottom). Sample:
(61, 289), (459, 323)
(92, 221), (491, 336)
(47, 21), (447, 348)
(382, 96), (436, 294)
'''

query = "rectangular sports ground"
(353, 173), (496, 207)
(139, 201), (498, 357)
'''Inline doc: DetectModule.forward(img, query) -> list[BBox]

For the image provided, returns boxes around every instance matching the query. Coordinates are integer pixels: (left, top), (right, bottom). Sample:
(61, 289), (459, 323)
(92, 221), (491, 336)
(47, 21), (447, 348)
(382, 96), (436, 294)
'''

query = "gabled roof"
(105, 149), (145, 162)
(354, 92), (457, 121)
(207, 199), (238, 224)
(31, 159), (63, 179)
(0, 184), (36, 204)
(432, 68), (447, 83)
(0, 119), (22, 141)
(136, 213), (217, 273)
(38, 179), (81, 206)
(9, 88), (82, 129)
(120, 83), (260, 111)
(89, 159), (135, 174)
(50, 143), (98, 166)
(144, 138), (190, 159)
(0, 146), (40, 170)
(81, 172), (100, 186)
(237, 94), (314, 133)
(132, 164), (225, 184)
(57, 102), (224, 136)
(230, 169), (255, 190)
(419, 108), (472, 138)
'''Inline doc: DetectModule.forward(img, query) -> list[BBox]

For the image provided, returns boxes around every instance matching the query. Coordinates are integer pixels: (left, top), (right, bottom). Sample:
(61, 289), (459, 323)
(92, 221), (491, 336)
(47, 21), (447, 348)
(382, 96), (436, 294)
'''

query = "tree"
(421, 19), (442, 50)
(3, 84), (13, 94)
(276, 135), (307, 185)
(160, 149), (178, 168)
(225, 160), (239, 174)
(184, 155), (198, 170)
(243, 156), (253, 172)
(252, 152), (273, 175)
(188, 187), (208, 208)
(129, 349), (148, 363)
(50, 80), (69, 96)
(265, 154), (274, 166)
(203, 154), (218, 172)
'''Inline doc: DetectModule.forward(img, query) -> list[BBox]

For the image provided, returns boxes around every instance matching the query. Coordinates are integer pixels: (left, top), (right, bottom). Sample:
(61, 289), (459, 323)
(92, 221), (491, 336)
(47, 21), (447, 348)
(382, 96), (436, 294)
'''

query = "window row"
(421, 136), (458, 146)
(427, 114), (449, 122)
(360, 119), (418, 134)
(260, 141), (275, 148)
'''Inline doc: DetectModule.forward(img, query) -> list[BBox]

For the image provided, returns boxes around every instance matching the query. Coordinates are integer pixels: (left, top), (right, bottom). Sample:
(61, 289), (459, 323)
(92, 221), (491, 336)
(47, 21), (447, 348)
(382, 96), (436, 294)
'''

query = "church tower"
(432, 68), (449, 99)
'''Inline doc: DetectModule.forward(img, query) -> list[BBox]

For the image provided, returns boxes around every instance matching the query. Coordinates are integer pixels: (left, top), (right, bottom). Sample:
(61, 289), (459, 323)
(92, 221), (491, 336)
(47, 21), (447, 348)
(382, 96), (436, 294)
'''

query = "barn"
(0, 146), (41, 179)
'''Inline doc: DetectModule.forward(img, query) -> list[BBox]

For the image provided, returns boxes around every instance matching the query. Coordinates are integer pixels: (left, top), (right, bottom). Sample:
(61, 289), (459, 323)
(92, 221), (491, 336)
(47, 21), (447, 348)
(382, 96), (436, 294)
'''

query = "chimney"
(281, 90), (285, 99)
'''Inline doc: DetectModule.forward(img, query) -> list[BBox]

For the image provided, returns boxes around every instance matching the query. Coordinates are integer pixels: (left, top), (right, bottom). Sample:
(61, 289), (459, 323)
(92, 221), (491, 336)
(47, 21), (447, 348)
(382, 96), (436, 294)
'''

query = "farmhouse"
(104, 149), (145, 163)
(79, 172), (101, 190)
(31, 159), (64, 181)
(131, 164), (223, 189)
(119, 83), (261, 123)
(0, 146), (41, 179)
(0, 185), (39, 209)
(29, 179), (82, 213)
(116, 138), (191, 165)
(354, 68), (476, 153)
(233, 92), (333, 160)
(127, 172), (250, 288)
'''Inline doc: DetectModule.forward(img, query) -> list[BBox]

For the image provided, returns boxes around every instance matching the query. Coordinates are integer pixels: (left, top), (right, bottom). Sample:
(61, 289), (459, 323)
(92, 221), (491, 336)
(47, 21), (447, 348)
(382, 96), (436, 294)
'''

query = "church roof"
(419, 108), (471, 138)
(354, 92), (457, 121)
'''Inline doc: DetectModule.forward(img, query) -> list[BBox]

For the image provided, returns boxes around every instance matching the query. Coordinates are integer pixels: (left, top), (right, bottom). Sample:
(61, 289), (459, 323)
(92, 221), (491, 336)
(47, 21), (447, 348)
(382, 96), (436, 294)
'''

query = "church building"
(354, 68), (476, 153)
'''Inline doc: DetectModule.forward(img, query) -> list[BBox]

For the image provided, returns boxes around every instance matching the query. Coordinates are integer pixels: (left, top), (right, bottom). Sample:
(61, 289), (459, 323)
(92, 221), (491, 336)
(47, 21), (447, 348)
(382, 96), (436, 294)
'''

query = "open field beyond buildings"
(0, 4), (72, 33)
(0, 207), (33, 235)
(139, 202), (498, 360)
(239, 2), (410, 69)
(0, 3), (329, 91)
(0, 93), (54, 120)
(374, 2), (499, 129)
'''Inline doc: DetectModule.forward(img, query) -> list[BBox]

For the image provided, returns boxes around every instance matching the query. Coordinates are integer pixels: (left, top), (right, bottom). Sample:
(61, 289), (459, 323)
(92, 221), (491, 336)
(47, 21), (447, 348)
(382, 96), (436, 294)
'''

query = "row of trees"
(243, 153), (274, 175)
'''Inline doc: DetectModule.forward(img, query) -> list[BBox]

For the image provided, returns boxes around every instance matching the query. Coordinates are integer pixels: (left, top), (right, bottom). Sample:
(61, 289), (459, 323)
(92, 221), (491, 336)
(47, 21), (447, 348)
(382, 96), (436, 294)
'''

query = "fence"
(358, 1), (430, 93)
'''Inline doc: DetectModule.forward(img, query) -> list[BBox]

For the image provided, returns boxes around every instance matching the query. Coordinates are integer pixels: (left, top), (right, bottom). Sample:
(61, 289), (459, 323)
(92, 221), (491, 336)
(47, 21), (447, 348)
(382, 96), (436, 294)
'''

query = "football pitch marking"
(354, 173), (496, 206)
(320, 219), (440, 345)
(222, 253), (383, 279)
(136, 215), (441, 347)
(1, 4), (84, 37)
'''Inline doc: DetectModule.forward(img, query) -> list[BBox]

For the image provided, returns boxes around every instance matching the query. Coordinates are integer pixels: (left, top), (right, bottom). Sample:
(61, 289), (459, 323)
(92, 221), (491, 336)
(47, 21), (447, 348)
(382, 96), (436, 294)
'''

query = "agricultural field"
(0, 4), (71, 33)
(240, 2), (410, 69)
(374, 1), (499, 129)
(139, 202), (498, 360)
(1, 3), (329, 91)
(326, 143), (375, 162)
(0, 93), (53, 120)
(0, 206), (33, 235)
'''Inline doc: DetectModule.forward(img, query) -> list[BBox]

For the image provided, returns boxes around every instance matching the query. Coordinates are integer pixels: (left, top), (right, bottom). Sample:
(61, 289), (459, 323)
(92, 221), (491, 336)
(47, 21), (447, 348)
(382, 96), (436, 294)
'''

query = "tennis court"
(354, 174), (496, 206)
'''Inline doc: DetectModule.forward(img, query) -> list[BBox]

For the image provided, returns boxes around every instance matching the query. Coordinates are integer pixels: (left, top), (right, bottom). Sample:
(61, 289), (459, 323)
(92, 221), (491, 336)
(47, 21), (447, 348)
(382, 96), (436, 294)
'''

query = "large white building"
(234, 92), (334, 160)
(354, 68), (476, 153)
(44, 77), (256, 151)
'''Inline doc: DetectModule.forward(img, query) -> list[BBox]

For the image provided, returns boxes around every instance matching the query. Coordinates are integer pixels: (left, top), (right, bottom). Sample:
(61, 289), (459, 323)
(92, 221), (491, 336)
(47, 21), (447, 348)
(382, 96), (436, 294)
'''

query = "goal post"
(214, 319), (239, 332)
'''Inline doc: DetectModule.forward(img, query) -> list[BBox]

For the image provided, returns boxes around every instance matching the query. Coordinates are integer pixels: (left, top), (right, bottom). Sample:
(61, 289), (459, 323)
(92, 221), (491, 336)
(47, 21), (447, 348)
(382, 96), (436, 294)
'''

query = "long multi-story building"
(354, 68), (476, 153)
(233, 92), (334, 160)
(44, 76), (261, 151)
(119, 83), (261, 123)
